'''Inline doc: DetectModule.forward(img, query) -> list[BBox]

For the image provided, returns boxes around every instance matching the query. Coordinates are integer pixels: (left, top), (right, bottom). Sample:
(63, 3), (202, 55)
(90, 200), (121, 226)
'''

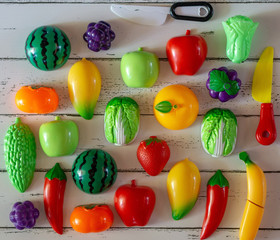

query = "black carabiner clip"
(170, 2), (213, 22)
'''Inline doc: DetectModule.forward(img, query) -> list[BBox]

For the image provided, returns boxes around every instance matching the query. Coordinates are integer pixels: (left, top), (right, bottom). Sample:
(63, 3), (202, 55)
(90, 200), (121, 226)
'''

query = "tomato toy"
(15, 86), (59, 114)
(70, 204), (114, 233)
(137, 136), (170, 176)
(166, 30), (207, 75)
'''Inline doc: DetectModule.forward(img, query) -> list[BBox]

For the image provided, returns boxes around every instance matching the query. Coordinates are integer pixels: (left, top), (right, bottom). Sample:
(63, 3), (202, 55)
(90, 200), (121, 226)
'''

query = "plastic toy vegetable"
(200, 170), (229, 239)
(72, 149), (117, 194)
(70, 204), (114, 233)
(222, 15), (258, 63)
(166, 30), (207, 75)
(167, 158), (201, 220)
(154, 84), (199, 130)
(206, 67), (241, 102)
(137, 136), (170, 176)
(114, 180), (156, 226)
(104, 97), (140, 146)
(9, 201), (39, 230)
(68, 58), (101, 120)
(25, 25), (71, 70)
(239, 152), (266, 240)
(201, 108), (237, 157)
(83, 21), (115, 52)
(15, 86), (59, 113)
(44, 163), (67, 235)
(39, 116), (79, 157)
(4, 117), (36, 193)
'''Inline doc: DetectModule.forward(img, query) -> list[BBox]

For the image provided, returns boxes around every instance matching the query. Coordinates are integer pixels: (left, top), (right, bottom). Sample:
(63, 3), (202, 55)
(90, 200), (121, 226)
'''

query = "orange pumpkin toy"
(15, 86), (59, 114)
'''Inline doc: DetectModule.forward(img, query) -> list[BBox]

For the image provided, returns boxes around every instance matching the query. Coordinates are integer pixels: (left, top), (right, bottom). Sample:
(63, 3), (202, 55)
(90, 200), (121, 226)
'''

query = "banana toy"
(239, 152), (266, 240)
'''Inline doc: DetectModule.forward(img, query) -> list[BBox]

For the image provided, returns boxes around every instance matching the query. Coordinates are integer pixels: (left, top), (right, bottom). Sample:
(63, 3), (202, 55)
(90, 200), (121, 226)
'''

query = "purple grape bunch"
(9, 201), (40, 230)
(83, 21), (115, 52)
(206, 66), (241, 102)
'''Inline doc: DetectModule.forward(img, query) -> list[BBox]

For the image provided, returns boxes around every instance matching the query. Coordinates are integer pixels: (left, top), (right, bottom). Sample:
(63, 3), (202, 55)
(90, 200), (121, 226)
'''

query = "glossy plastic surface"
(70, 204), (114, 233)
(167, 158), (201, 220)
(15, 86), (59, 114)
(153, 84), (199, 130)
(114, 180), (156, 226)
(68, 58), (102, 120)
(39, 116), (79, 157)
(166, 30), (207, 75)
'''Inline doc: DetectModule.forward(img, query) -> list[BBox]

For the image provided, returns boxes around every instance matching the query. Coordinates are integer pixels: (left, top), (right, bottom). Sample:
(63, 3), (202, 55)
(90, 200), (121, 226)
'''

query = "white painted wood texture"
(0, 2), (280, 240)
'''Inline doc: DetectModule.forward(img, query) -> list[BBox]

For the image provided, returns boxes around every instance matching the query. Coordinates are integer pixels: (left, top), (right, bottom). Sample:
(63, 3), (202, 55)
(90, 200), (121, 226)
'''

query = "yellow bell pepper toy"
(239, 152), (266, 240)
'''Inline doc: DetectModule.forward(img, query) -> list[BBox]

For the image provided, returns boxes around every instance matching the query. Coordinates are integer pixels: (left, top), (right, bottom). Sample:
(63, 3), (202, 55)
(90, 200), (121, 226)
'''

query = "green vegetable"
(4, 118), (36, 192)
(222, 15), (258, 63)
(104, 97), (140, 146)
(201, 108), (237, 157)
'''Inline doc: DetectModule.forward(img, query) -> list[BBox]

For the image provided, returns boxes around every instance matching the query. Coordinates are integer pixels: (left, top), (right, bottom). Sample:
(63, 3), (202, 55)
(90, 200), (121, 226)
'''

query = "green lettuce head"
(104, 96), (140, 146)
(223, 15), (258, 63)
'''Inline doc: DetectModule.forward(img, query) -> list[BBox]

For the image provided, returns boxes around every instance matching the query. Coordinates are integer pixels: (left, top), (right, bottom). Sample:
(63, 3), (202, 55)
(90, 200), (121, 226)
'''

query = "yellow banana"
(239, 152), (266, 240)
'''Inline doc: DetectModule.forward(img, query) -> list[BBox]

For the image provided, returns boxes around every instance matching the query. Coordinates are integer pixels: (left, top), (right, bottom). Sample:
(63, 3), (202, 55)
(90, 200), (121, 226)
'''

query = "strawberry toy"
(137, 136), (170, 176)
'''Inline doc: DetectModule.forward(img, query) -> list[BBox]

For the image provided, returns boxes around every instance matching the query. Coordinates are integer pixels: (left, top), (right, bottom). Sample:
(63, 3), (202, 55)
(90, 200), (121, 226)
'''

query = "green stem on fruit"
(55, 116), (61, 121)
(155, 101), (177, 113)
(138, 47), (143, 51)
(15, 117), (21, 124)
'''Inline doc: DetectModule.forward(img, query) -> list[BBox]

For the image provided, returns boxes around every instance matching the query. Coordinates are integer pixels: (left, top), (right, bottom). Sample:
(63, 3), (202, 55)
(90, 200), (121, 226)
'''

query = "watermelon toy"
(25, 26), (71, 71)
(72, 149), (117, 194)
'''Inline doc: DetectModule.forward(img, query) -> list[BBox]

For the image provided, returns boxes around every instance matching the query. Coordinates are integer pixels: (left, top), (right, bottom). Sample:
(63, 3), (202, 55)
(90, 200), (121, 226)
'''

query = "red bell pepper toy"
(44, 163), (67, 235)
(200, 170), (229, 239)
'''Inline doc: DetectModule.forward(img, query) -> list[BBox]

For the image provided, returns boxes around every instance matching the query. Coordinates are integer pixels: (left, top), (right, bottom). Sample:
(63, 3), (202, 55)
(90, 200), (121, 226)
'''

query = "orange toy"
(153, 84), (199, 130)
(15, 86), (59, 114)
(70, 204), (114, 233)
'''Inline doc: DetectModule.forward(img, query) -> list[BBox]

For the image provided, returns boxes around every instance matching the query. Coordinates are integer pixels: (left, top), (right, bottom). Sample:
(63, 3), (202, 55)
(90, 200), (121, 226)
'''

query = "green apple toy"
(39, 116), (79, 157)
(121, 47), (159, 88)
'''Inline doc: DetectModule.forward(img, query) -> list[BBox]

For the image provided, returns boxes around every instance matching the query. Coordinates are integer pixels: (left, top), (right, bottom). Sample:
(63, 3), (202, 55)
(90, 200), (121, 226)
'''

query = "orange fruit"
(153, 84), (199, 130)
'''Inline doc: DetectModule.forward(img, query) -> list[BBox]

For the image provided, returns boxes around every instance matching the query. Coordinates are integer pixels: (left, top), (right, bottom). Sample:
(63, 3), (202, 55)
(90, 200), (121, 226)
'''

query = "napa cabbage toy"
(222, 15), (258, 63)
(4, 118), (36, 192)
(104, 97), (140, 146)
(201, 108), (237, 157)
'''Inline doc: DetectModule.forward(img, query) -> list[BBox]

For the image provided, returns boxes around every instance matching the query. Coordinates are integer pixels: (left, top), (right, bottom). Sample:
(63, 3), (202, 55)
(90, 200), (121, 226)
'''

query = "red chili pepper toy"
(200, 170), (229, 239)
(44, 163), (67, 235)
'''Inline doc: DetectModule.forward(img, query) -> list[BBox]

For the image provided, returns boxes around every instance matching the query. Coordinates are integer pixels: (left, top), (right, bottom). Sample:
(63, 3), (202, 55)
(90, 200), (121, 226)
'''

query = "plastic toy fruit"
(167, 158), (201, 220)
(25, 25), (71, 70)
(121, 47), (159, 88)
(154, 84), (199, 130)
(10, 201), (39, 230)
(15, 86), (59, 113)
(166, 30), (207, 75)
(44, 163), (67, 235)
(137, 136), (170, 176)
(223, 15), (258, 63)
(4, 118), (36, 193)
(104, 97), (140, 146)
(239, 152), (266, 240)
(39, 116), (79, 157)
(201, 108), (237, 157)
(83, 21), (115, 52)
(206, 67), (241, 102)
(70, 204), (114, 233)
(72, 149), (117, 194)
(200, 170), (229, 239)
(68, 58), (102, 120)
(114, 180), (156, 226)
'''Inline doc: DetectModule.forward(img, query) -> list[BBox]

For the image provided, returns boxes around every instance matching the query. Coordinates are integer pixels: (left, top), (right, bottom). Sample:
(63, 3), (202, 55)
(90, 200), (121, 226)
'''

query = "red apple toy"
(166, 30), (207, 75)
(114, 180), (156, 226)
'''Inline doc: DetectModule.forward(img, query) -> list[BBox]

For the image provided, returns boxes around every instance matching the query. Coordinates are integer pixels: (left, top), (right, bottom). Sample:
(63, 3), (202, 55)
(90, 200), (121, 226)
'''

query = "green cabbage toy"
(222, 15), (258, 63)
(104, 97), (140, 146)
(201, 108), (237, 157)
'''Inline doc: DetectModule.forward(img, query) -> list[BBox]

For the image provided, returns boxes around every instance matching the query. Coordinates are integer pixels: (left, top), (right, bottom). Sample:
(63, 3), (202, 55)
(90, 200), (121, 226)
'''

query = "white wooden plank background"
(1, 1), (280, 240)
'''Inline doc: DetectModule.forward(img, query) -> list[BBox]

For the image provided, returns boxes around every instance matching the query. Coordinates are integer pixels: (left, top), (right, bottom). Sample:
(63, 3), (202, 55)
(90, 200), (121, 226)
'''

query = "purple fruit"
(206, 67), (241, 102)
(9, 201), (39, 230)
(83, 21), (115, 52)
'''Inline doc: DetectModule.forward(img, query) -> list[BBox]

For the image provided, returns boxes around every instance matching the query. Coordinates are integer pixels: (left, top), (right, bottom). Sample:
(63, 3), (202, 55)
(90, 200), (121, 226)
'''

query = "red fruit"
(137, 136), (170, 176)
(114, 180), (156, 227)
(166, 30), (207, 75)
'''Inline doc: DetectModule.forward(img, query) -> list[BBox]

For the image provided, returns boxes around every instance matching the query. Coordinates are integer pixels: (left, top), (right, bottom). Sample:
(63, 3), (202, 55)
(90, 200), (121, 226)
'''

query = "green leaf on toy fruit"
(155, 101), (173, 113)
(225, 81), (240, 96)
(145, 136), (162, 146)
(209, 70), (230, 92)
